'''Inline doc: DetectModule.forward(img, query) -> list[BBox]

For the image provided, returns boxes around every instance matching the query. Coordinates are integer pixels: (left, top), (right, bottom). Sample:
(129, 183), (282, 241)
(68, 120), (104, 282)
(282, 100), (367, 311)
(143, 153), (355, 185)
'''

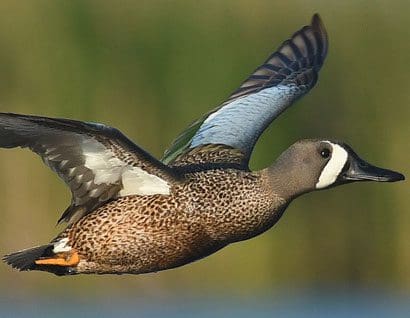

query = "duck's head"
(268, 139), (404, 199)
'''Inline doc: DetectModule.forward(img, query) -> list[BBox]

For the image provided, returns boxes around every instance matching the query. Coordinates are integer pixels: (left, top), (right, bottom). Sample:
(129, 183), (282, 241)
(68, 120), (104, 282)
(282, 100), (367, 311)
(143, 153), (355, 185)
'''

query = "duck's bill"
(341, 156), (405, 183)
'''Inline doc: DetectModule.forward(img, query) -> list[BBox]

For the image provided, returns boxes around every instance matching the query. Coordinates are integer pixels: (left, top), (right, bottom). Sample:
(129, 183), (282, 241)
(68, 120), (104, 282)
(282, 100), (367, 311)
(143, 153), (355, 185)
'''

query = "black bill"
(341, 153), (405, 182)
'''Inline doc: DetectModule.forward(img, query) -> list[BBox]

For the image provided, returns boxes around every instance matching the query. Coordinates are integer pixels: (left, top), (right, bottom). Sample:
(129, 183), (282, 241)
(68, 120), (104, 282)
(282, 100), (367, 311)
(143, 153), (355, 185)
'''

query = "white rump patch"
(82, 139), (170, 196)
(316, 142), (348, 189)
(53, 238), (71, 253)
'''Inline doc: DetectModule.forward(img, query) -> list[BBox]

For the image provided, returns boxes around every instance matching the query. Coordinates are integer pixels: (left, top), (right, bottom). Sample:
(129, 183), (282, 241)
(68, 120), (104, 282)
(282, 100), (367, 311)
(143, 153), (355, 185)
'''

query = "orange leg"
(35, 250), (80, 267)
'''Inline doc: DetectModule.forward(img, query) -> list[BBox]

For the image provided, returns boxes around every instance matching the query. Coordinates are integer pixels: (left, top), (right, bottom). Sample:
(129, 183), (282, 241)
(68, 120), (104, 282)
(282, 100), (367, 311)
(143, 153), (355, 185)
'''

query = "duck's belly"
(64, 196), (225, 274)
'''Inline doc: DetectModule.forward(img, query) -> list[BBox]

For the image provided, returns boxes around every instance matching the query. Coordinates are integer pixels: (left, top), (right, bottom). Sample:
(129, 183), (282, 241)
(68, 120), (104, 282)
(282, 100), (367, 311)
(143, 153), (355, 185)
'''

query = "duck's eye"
(320, 148), (331, 159)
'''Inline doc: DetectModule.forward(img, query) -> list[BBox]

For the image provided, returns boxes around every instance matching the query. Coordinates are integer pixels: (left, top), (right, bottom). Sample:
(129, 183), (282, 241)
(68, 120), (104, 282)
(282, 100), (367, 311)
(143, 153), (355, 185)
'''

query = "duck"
(2, 14), (404, 276)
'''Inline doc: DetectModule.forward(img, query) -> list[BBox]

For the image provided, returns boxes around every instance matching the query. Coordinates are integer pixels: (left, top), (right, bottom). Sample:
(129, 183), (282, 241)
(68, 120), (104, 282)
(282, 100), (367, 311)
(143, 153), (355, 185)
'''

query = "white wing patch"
(316, 142), (348, 189)
(82, 139), (170, 196)
(119, 168), (170, 196)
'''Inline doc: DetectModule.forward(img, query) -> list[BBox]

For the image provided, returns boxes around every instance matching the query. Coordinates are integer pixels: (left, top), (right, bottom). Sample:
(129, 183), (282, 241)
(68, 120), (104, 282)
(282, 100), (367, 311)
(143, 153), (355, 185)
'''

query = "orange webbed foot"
(35, 250), (80, 267)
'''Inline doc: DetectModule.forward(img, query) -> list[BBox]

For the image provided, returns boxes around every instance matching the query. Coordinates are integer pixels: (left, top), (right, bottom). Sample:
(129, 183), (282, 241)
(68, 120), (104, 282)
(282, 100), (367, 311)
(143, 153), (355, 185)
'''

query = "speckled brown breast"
(59, 168), (286, 274)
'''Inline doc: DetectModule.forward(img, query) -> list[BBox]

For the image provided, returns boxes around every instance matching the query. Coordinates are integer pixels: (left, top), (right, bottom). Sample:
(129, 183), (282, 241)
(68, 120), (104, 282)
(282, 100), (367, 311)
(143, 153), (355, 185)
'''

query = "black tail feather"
(3, 245), (76, 276)
(2, 244), (54, 271)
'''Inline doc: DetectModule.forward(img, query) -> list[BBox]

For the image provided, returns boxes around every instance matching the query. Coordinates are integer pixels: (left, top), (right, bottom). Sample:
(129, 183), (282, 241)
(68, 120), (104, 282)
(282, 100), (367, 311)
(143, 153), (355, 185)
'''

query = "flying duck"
(2, 14), (404, 276)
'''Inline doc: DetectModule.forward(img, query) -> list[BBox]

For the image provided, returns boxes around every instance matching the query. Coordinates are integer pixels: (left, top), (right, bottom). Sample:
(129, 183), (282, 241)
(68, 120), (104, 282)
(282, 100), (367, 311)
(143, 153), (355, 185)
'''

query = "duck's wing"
(0, 113), (177, 225)
(163, 14), (328, 167)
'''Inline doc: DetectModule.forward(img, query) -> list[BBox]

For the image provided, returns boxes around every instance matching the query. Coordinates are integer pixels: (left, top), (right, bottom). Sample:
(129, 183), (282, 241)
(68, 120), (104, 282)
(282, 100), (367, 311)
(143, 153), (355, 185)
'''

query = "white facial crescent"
(316, 142), (348, 189)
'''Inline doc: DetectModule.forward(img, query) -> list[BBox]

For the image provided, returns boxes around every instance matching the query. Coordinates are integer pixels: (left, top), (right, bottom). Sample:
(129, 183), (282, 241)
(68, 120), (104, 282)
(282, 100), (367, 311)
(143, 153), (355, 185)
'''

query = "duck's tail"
(3, 243), (79, 276)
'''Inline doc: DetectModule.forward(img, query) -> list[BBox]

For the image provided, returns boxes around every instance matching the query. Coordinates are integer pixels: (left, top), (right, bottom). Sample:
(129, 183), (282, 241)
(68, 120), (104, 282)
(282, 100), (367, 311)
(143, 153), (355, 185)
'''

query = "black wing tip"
(228, 14), (329, 99)
(276, 13), (328, 79)
(311, 13), (324, 30)
(311, 13), (328, 58)
(289, 13), (328, 68)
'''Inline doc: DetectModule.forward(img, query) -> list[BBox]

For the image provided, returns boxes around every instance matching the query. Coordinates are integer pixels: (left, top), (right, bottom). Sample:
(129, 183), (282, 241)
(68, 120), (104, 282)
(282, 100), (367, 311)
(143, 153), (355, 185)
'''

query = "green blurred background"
(0, 0), (408, 306)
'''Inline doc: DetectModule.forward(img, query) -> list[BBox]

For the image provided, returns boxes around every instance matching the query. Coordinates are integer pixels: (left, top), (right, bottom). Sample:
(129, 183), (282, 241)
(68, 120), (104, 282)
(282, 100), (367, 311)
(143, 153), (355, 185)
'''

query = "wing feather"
(163, 14), (328, 166)
(0, 113), (177, 224)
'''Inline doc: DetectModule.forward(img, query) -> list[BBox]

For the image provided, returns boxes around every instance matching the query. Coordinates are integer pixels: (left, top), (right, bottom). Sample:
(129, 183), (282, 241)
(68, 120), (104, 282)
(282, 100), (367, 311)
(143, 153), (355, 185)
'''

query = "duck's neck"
(262, 161), (312, 201)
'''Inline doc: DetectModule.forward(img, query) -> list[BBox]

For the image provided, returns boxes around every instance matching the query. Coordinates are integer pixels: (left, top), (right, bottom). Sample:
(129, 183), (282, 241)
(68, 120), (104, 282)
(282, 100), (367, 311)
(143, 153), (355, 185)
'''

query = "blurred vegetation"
(0, 0), (408, 300)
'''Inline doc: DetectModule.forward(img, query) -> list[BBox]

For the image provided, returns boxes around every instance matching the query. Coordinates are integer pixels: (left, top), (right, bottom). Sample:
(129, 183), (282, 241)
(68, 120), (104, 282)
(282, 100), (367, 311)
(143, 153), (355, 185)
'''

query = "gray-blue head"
(268, 139), (404, 199)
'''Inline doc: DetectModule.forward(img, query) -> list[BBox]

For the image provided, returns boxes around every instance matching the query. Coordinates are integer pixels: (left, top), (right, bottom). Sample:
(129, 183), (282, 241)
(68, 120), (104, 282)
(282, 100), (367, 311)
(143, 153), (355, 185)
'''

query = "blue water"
(1, 290), (410, 318)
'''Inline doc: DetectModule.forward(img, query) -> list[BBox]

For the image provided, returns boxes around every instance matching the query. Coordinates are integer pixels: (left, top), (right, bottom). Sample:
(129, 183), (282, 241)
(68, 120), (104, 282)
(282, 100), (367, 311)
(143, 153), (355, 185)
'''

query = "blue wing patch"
(163, 14), (328, 166)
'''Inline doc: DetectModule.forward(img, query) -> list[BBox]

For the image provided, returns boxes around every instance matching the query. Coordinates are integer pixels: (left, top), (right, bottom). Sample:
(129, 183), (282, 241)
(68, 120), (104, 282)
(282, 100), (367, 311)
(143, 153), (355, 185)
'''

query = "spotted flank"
(316, 142), (349, 189)
(163, 14), (328, 165)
